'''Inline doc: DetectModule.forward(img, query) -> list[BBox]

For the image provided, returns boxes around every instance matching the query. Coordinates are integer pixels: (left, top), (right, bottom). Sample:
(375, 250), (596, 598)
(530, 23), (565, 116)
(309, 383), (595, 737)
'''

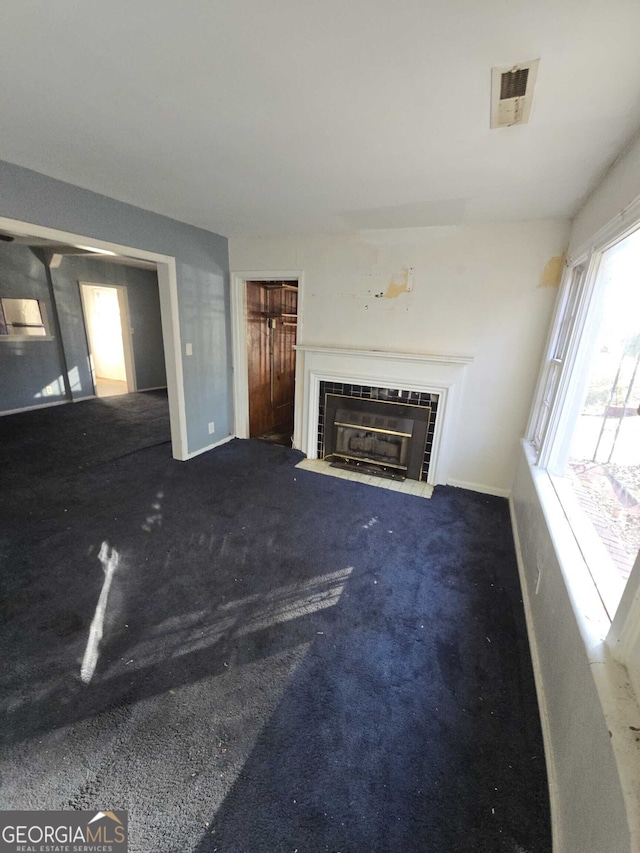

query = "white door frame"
(230, 270), (304, 443)
(0, 215), (189, 461)
(79, 282), (137, 393)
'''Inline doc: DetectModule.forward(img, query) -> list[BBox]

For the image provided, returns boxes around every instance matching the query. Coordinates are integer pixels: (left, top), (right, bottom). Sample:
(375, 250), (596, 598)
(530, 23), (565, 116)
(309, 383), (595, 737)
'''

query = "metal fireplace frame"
(323, 393), (432, 481)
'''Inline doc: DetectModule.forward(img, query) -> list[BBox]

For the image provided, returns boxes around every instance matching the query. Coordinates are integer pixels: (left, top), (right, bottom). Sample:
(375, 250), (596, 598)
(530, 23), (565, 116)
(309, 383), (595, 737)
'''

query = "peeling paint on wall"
(375, 267), (414, 299)
(539, 255), (565, 288)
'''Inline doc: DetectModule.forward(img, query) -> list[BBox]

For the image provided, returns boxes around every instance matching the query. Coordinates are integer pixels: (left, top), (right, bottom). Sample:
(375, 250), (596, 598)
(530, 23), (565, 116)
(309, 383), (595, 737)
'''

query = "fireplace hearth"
(323, 393), (432, 481)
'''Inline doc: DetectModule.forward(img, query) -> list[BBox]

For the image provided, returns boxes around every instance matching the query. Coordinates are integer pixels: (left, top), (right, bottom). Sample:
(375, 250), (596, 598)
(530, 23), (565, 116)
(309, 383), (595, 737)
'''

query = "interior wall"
(511, 449), (630, 853)
(0, 245), (170, 413)
(230, 220), (569, 494)
(53, 255), (167, 392)
(510, 129), (640, 852)
(0, 160), (231, 454)
(0, 242), (66, 411)
(569, 131), (640, 257)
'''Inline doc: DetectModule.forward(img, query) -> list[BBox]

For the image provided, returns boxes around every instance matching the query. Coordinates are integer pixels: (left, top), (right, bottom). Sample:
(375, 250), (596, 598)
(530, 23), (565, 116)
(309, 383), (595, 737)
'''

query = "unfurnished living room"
(1, 3), (640, 852)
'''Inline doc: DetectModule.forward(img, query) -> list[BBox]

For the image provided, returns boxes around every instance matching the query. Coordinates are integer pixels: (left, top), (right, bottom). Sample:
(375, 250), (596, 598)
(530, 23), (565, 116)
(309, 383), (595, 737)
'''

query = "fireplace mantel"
(294, 345), (474, 366)
(293, 345), (474, 486)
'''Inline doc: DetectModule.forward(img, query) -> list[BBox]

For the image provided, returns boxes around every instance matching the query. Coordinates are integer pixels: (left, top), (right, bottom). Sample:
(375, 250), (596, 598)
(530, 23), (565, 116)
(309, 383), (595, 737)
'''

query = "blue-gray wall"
(0, 160), (232, 454)
(0, 243), (67, 411)
(52, 256), (166, 395)
(0, 245), (168, 411)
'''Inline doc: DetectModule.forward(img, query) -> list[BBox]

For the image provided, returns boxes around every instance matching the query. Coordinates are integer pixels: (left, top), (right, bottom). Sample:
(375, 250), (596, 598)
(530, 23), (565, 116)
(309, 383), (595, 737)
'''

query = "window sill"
(0, 335), (54, 342)
(548, 472), (625, 619)
(524, 440), (640, 849)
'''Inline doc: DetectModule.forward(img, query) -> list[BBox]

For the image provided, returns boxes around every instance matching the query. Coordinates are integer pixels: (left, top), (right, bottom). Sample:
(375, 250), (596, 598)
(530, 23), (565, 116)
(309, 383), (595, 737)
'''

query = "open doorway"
(80, 283), (135, 398)
(0, 215), (188, 460)
(246, 280), (298, 446)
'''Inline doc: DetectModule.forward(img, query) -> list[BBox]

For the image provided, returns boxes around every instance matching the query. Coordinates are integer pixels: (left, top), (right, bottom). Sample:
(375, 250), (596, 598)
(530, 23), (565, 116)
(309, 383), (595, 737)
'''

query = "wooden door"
(246, 281), (297, 438)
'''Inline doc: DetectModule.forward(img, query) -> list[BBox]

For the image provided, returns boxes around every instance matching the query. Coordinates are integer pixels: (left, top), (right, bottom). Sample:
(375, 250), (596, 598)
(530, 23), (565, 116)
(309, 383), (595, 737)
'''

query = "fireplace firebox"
(323, 394), (431, 481)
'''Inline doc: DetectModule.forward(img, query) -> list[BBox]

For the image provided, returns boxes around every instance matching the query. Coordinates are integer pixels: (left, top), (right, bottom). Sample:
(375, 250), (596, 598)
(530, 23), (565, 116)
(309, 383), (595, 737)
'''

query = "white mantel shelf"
(294, 345), (474, 366)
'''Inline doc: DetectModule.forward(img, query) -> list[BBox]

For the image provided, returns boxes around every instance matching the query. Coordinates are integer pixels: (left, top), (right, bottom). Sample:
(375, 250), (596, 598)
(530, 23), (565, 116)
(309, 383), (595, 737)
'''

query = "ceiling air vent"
(490, 59), (539, 128)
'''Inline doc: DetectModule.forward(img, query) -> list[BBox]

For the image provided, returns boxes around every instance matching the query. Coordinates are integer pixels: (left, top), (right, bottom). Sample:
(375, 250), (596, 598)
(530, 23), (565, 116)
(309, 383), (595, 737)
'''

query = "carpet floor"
(0, 394), (550, 852)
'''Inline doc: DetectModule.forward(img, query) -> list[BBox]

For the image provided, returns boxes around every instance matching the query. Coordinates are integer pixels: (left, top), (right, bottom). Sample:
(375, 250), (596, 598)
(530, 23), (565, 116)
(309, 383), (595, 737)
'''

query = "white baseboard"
(0, 399), (67, 417)
(72, 395), (96, 403)
(446, 478), (511, 498)
(509, 496), (560, 853)
(185, 433), (234, 460)
(137, 385), (168, 392)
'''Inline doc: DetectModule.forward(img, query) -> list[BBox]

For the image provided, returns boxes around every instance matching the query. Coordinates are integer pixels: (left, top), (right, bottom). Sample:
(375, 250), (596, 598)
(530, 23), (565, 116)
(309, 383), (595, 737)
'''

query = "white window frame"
(527, 218), (640, 682)
(528, 262), (588, 462)
(0, 297), (53, 340)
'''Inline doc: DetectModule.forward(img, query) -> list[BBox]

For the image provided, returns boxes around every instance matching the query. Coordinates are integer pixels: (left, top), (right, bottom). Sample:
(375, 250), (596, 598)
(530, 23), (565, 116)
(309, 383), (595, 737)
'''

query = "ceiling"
(2, 0), (640, 237)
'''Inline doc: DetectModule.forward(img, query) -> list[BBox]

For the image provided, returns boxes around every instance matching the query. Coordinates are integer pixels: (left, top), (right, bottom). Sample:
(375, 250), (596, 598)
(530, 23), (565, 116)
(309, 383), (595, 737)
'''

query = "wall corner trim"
(0, 399), (68, 418)
(185, 433), (234, 460)
(446, 478), (510, 498)
(509, 492), (561, 852)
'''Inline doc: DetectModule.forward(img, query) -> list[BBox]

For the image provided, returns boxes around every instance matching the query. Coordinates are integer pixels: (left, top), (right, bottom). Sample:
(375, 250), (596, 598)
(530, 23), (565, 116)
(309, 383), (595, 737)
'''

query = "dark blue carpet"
(0, 396), (549, 852)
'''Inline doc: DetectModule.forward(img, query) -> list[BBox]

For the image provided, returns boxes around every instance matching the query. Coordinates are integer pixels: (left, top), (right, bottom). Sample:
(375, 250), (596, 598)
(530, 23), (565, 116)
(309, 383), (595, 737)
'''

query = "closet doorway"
(246, 280), (298, 446)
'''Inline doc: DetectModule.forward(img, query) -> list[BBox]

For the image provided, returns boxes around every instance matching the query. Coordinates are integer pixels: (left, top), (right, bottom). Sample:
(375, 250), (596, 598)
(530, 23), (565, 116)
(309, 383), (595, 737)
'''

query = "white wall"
(511, 128), (640, 852)
(230, 220), (569, 495)
(511, 449), (631, 853)
(570, 132), (640, 258)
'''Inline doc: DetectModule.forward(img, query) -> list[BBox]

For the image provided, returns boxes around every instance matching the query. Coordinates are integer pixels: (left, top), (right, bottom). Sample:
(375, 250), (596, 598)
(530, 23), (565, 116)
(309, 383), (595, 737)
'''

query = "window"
(530, 228), (640, 619)
(0, 298), (49, 338)
(530, 264), (586, 455)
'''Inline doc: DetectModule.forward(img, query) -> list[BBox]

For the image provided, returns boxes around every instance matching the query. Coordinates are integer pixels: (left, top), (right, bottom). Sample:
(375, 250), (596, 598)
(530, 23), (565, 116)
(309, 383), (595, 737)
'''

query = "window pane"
(531, 266), (585, 456)
(553, 265), (583, 361)
(532, 361), (559, 450)
(564, 231), (640, 594)
(0, 298), (47, 336)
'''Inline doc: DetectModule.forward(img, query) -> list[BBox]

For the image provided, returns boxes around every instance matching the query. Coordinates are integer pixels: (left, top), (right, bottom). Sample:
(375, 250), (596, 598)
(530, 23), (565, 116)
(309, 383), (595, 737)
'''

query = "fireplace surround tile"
(318, 381), (439, 482)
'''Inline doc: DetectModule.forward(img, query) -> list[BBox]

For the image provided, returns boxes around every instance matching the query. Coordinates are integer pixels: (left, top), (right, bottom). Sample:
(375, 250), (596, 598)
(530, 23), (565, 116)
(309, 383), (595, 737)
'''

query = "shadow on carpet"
(0, 438), (550, 853)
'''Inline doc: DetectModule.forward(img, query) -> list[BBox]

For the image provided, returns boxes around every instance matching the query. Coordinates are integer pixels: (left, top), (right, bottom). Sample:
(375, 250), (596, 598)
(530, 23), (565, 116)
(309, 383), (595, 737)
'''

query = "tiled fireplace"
(293, 346), (473, 486)
(319, 381), (438, 481)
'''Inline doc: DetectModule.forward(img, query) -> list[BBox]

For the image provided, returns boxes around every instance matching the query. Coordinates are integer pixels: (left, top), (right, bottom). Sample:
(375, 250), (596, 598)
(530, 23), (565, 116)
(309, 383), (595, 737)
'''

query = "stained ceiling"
(2, 0), (640, 237)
